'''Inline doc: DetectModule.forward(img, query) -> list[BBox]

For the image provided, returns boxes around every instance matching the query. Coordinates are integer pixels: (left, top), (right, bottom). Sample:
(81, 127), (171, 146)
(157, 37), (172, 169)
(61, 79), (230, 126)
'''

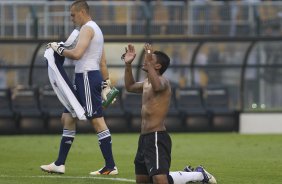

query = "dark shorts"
(64, 70), (103, 119)
(134, 131), (172, 177)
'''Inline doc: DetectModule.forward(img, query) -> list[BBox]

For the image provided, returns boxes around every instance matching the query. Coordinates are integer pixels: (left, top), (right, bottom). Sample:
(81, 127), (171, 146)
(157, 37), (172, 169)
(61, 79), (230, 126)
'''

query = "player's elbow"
(68, 49), (84, 60)
(71, 52), (83, 60)
(125, 85), (136, 93)
(125, 85), (133, 92)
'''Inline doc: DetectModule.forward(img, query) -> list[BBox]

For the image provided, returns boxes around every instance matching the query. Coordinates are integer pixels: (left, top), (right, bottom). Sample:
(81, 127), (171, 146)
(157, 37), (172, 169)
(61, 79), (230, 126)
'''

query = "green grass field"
(0, 133), (281, 184)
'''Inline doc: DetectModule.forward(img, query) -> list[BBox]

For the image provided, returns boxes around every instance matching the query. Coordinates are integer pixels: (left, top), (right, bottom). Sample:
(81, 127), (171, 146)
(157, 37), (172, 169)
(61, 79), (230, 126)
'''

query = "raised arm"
(144, 43), (168, 92)
(123, 44), (143, 93)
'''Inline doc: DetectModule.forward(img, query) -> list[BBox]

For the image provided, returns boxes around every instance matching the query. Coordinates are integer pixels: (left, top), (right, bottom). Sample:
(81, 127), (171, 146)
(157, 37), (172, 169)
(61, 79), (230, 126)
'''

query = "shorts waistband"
(75, 70), (100, 76)
(141, 131), (167, 137)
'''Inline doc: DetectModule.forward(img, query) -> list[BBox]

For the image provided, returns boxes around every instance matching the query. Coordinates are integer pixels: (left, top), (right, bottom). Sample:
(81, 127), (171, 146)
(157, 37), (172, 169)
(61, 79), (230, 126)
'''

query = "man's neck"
(82, 17), (91, 25)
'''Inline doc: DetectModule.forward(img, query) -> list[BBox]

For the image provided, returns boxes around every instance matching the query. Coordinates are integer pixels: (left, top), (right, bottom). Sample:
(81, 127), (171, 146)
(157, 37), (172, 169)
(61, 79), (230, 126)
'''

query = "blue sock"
(97, 129), (115, 169)
(55, 129), (75, 166)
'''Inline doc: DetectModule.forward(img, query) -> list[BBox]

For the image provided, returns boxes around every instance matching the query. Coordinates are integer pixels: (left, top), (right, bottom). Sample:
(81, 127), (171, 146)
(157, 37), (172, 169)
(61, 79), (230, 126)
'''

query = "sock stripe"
(63, 129), (76, 137)
(97, 129), (111, 140)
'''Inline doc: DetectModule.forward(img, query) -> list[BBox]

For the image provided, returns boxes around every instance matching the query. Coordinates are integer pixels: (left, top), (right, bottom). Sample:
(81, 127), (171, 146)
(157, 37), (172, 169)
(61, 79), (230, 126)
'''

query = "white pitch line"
(0, 175), (135, 183)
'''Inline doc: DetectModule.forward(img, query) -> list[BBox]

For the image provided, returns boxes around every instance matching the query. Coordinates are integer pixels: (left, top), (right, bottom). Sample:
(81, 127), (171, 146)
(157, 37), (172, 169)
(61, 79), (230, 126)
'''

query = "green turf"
(0, 133), (281, 184)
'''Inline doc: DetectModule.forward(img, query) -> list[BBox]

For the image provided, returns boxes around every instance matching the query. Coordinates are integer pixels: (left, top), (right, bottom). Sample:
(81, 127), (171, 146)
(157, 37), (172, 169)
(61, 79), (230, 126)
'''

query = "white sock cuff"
(62, 129), (76, 138)
(97, 129), (111, 140)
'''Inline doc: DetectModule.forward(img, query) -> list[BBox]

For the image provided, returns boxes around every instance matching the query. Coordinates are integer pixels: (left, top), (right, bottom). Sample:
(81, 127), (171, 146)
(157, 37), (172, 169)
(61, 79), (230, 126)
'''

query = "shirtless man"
(123, 43), (217, 184)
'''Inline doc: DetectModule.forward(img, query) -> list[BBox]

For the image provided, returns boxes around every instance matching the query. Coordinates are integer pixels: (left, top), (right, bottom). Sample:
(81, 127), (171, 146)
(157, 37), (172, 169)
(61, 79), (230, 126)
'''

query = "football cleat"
(40, 162), (65, 174)
(195, 166), (217, 184)
(183, 165), (194, 172)
(89, 166), (118, 175)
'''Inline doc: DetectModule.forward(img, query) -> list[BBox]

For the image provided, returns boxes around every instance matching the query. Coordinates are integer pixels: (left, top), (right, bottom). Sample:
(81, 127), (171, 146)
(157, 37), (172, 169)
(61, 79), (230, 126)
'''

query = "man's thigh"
(136, 175), (150, 184)
(135, 174), (169, 184)
(152, 174), (169, 184)
(75, 71), (103, 119)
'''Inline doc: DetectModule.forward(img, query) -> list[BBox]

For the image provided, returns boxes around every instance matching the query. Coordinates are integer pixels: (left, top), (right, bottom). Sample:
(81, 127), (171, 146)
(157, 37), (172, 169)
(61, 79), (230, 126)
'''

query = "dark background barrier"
(1, 37), (282, 134)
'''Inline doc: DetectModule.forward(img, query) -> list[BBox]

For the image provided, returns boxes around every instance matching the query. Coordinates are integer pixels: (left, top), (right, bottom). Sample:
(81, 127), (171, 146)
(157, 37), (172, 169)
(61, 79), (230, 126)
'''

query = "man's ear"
(155, 63), (162, 70)
(81, 9), (86, 15)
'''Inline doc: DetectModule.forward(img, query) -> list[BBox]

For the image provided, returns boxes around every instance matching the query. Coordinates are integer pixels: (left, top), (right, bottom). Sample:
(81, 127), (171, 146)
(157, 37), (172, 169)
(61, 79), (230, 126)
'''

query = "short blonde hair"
(71, 0), (89, 14)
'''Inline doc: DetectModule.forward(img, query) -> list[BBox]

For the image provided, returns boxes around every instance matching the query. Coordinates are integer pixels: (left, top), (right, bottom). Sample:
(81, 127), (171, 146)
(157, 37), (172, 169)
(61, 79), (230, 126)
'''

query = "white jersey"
(74, 21), (104, 73)
(44, 48), (87, 120)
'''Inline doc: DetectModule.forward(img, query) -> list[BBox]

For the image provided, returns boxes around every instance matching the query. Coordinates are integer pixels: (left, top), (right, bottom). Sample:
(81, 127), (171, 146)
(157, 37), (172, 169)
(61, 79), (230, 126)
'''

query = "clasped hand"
(47, 42), (65, 56)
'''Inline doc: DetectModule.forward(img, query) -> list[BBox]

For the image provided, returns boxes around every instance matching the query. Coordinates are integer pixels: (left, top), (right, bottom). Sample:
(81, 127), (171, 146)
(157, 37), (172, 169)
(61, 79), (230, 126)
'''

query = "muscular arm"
(123, 44), (143, 93)
(146, 63), (167, 92)
(124, 64), (143, 93)
(144, 44), (167, 92)
(62, 25), (93, 60)
(100, 48), (109, 80)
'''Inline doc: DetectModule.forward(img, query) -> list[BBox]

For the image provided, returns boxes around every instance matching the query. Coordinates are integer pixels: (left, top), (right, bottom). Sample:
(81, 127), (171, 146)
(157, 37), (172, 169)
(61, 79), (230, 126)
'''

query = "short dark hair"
(71, 0), (89, 14)
(154, 51), (170, 75)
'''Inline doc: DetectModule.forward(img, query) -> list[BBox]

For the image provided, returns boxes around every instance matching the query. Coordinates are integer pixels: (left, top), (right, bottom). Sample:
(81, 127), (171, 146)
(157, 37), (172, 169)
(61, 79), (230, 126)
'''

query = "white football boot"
(90, 166), (118, 175)
(195, 166), (217, 184)
(40, 162), (65, 174)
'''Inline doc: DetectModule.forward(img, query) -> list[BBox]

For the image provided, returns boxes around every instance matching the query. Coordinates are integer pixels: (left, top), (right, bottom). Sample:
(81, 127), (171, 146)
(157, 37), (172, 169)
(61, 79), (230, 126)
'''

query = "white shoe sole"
(40, 167), (64, 174)
(40, 163), (65, 174)
(89, 166), (118, 175)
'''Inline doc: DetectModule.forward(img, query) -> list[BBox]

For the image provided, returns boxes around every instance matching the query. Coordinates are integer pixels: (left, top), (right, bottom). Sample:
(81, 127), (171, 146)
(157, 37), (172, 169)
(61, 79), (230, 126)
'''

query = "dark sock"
(97, 129), (115, 169)
(55, 129), (75, 166)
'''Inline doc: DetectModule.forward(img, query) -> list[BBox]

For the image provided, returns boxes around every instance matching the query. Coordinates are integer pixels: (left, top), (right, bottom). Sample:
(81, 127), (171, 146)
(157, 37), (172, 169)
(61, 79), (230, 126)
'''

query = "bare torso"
(141, 78), (171, 134)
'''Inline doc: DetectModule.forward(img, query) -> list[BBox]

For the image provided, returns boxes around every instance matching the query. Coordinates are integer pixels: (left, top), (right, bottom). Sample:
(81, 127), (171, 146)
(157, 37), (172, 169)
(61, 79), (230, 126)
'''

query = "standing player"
(40, 0), (118, 175)
(122, 43), (216, 184)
